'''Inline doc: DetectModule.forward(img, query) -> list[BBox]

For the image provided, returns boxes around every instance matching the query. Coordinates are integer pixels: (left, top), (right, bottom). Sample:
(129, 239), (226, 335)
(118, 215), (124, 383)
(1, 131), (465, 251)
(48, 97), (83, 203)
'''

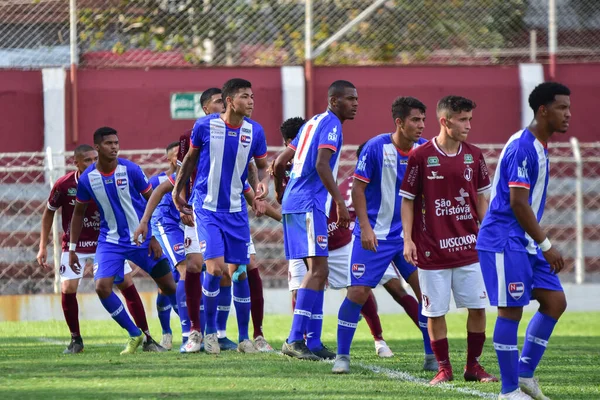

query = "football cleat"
(159, 333), (173, 351)
(182, 330), (202, 353)
(332, 355), (351, 374)
(237, 339), (259, 353)
(143, 337), (168, 352)
(63, 336), (84, 354)
(281, 340), (321, 361)
(120, 333), (144, 355)
(519, 377), (550, 400)
(464, 363), (499, 382)
(498, 389), (534, 399)
(375, 340), (394, 358)
(254, 335), (274, 352)
(429, 368), (454, 385)
(311, 344), (336, 360)
(218, 337), (238, 351)
(204, 333), (220, 354)
(423, 354), (439, 371)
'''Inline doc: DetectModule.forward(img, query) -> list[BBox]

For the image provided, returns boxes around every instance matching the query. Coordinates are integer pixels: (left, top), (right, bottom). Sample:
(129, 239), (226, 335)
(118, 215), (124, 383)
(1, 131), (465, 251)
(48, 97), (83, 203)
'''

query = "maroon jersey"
(399, 139), (491, 270)
(47, 171), (100, 253)
(177, 130), (196, 201)
(327, 175), (354, 251)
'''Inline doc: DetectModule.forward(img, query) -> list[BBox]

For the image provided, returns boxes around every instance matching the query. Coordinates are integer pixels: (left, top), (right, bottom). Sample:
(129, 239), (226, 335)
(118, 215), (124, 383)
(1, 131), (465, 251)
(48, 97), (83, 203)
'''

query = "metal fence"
(0, 0), (599, 68)
(1, 142), (599, 295)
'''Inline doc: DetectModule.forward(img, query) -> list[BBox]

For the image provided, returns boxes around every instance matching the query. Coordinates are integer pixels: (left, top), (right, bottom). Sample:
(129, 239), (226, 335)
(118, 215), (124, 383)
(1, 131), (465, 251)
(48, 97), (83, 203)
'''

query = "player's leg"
(59, 252), (84, 354)
(247, 248), (272, 351)
(173, 261), (191, 351)
(333, 238), (394, 374)
(359, 291), (391, 357)
(94, 244), (143, 354)
(282, 209), (329, 361)
(479, 249), (532, 398)
(288, 258), (307, 312)
(418, 267), (454, 384)
(518, 251), (566, 399)
(216, 270), (236, 350)
(452, 262), (497, 382)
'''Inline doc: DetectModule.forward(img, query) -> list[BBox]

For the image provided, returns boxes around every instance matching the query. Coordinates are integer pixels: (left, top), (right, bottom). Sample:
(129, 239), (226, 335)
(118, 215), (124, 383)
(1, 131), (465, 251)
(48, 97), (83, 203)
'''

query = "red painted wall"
(70, 68), (284, 151)
(0, 70), (43, 152)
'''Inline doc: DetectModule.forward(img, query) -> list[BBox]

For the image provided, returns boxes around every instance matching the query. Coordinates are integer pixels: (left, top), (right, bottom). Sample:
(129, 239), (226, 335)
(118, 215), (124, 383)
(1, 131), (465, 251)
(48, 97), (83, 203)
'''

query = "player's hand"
(360, 226), (378, 252)
(149, 236), (163, 260)
(253, 198), (267, 217)
(543, 247), (564, 274)
(255, 182), (269, 201)
(336, 200), (350, 229)
(173, 189), (192, 215)
(267, 160), (275, 176)
(69, 251), (81, 274)
(36, 247), (50, 270)
(403, 240), (418, 266)
(180, 212), (194, 227)
(133, 223), (147, 246)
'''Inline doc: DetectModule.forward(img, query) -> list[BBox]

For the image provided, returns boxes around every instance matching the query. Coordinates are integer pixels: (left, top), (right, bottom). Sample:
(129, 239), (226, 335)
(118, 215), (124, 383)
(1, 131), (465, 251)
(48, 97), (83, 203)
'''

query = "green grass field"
(1, 312), (599, 399)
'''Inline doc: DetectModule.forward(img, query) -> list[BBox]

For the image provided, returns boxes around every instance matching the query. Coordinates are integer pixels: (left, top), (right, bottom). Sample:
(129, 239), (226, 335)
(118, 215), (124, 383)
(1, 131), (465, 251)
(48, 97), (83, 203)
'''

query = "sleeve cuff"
(75, 197), (92, 203)
(254, 152), (267, 159)
(288, 144), (297, 151)
(508, 182), (530, 189)
(141, 184), (152, 194)
(318, 144), (337, 152)
(477, 183), (492, 194)
(353, 173), (370, 183)
(47, 203), (58, 211)
(399, 190), (416, 200)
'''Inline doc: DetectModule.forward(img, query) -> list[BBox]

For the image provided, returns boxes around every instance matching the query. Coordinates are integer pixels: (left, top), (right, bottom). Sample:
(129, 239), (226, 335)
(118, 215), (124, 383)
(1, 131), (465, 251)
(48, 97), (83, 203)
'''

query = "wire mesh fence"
(0, 0), (599, 68)
(1, 142), (599, 295)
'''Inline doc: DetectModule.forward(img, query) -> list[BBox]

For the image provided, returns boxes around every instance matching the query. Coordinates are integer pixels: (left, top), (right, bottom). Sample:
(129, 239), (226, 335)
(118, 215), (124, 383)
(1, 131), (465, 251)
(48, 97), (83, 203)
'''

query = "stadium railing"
(1, 142), (599, 295)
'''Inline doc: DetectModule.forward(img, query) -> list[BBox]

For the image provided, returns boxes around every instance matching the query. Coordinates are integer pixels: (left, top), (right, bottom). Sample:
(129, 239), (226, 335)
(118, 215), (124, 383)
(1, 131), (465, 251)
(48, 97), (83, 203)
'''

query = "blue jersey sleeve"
(317, 119), (342, 153)
(353, 140), (378, 183)
(190, 118), (207, 149)
(75, 175), (92, 203)
(506, 145), (535, 190)
(289, 133), (300, 151)
(243, 181), (251, 193)
(168, 173), (176, 186)
(148, 175), (160, 190)
(252, 125), (268, 160)
(130, 163), (151, 194)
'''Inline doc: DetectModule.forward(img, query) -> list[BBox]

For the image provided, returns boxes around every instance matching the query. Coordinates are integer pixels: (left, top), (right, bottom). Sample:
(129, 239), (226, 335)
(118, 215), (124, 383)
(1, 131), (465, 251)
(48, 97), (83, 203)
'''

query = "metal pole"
(530, 30), (537, 63)
(305, 0), (314, 118)
(548, 0), (557, 79)
(70, 0), (79, 143)
(46, 147), (61, 294)
(570, 137), (585, 284)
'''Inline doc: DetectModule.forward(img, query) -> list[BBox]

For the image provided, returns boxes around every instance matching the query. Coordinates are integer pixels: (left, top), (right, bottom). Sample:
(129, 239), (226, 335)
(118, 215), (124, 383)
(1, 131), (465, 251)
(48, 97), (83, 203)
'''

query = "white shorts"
(183, 224), (256, 256)
(60, 252), (132, 282)
(288, 242), (399, 291)
(418, 262), (489, 318)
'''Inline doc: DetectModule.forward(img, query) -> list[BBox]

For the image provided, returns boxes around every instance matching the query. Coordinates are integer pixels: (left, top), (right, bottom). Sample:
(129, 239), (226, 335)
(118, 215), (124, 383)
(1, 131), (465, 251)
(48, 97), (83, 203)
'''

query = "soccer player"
(69, 127), (178, 355)
(173, 78), (270, 354)
(274, 80), (358, 360)
(400, 96), (497, 385)
(149, 141), (180, 350)
(332, 96), (430, 373)
(476, 82), (571, 400)
(36, 144), (159, 353)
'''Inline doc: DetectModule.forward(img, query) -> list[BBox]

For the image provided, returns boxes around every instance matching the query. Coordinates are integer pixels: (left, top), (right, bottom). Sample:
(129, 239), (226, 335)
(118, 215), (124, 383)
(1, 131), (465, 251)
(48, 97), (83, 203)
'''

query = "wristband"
(68, 242), (77, 251)
(539, 238), (552, 252)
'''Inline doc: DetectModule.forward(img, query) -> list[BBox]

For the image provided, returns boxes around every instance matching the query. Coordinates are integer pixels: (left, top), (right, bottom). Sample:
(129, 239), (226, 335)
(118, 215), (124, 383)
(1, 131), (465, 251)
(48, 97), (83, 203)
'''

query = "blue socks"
(202, 272), (221, 335)
(419, 303), (433, 355)
(519, 312), (557, 378)
(233, 278), (251, 342)
(336, 298), (363, 356)
(494, 317), (520, 394)
(175, 279), (190, 339)
(100, 292), (141, 337)
(156, 293), (172, 334)
(217, 285), (232, 339)
(306, 290), (324, 351)
(288, 288), (318, 343)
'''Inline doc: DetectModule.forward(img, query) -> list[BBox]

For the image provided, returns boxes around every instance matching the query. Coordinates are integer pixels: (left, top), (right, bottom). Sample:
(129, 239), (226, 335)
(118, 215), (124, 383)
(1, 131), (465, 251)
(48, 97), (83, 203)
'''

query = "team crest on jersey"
(464, 166), (473, 182)
(508, 282), (525, 300)
(67, 188), (77, 196)
(316, 235), (328, 249)
(427, 156), (440, 167)
(240, 134), (251, 147)
(422, 294), (431, 309)
(199, 240), (207, 254)
(59, 264), (66, 275)
(464, 154), (474, 164)
(116, 178), (128, 187)
(184, 237), (192, 248)
(173, 243), (185, 255)
(351, 263), (365, 279)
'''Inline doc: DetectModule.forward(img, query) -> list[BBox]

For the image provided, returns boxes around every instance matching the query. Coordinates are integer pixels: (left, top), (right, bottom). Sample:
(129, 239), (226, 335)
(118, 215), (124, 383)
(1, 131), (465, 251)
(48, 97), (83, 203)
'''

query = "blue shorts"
(478, 248), (563, 307)
(154, 221), (185, 282)
(348, 236), (417, 288)
(282, 207), (328, 260)
(94, 241), (167, 284)
(194, 206), (250, 265)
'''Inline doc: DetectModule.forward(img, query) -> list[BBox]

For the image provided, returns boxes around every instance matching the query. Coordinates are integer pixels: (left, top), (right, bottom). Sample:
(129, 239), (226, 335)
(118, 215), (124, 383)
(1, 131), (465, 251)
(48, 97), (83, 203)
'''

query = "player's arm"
(510, 187), (563, 272)
(273, 147), (295, 204)
(352, 179), (377, 252)
(134, 179), (172, 245)
(316, 148), (349, 228)
(37, 207), (56, 269)
(253, 151), (270, 201)
(68, 201), (89, 274)
(401, 198), (417, 265)
(247, 161), (258, 192)
(244, 186), (282, 222)
(476, 193), (489, 223)
(173, 146), (199, 215)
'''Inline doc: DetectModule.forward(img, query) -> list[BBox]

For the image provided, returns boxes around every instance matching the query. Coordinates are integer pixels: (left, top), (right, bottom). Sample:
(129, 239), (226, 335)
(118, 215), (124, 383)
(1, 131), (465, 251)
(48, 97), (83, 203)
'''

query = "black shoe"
(63, 336), (84, 354)
(281, 340), (322, 361)
(143, 337), (168, 352)
(311, 344), (336, 360)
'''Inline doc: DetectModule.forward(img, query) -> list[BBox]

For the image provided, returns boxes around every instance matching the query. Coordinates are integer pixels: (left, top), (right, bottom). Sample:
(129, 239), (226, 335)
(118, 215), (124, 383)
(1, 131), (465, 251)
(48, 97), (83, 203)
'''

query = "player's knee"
(540, 292), (567, 320)
(95, 283), (112, 299)
(61, 279), (79, 294)
(347, 286), (370, 305)
(310, 267), (329, 285)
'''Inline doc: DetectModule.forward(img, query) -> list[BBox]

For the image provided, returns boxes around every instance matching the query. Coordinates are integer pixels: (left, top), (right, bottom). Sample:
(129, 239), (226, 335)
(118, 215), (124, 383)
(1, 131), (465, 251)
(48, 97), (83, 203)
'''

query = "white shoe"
(204, 333), (220, 354)
(519, 377), (550, 400)
(182, 330), (202, 353)
(160, 333), (173, 351)
(498, 388), (533, 399)
(332, 355), (351, 374)
(375, 340), (394, 358)
(254, 335), (274, 352)
(238, 339), (259, 353)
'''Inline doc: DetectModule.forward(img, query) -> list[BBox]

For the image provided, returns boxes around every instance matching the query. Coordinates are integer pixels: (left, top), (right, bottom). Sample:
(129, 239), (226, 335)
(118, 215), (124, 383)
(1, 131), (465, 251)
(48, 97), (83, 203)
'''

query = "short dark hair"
(437, 95), (476, 119)
(200, 88), (222, 108)
(165, 141), (179, 154)
(93, 127), (117, 144)
(328, 80), (356, 97)
(392, 96), (426, 121)
(356, 141), (368, 159)
(528, 82), (571, 116)
(74, 144), (94, 157)
(222, 78), (252, 103)
(280, 117), (305, 142)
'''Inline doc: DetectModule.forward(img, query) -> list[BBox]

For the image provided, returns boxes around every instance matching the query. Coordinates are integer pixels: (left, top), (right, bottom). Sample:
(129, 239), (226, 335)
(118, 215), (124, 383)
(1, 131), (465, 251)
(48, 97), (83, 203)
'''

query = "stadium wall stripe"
(518, 63), (544, 128)
(281, 66), (305, 120)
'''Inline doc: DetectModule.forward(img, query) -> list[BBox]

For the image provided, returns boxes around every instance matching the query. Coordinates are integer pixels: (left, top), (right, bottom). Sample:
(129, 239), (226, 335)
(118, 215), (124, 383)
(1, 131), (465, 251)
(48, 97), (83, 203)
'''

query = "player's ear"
(329, 95), (337, 109)
(395, 117), (403, 128)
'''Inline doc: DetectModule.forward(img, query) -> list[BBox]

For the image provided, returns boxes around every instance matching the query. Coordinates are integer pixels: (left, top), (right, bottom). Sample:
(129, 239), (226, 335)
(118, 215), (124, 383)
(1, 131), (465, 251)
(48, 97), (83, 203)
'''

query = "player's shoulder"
(313, 110), (341, 130)
(117, 157), (141, 171)
(363, 133), (391, 152)
(242, 116), (264, 132)
(410, 140), (435, 158)
(461, 141), (484, 156)
(193, 113), (220, 130)
(55, 170), (76, 185)
(504, 129), (538, 157)
(78, 163), (97, 181)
